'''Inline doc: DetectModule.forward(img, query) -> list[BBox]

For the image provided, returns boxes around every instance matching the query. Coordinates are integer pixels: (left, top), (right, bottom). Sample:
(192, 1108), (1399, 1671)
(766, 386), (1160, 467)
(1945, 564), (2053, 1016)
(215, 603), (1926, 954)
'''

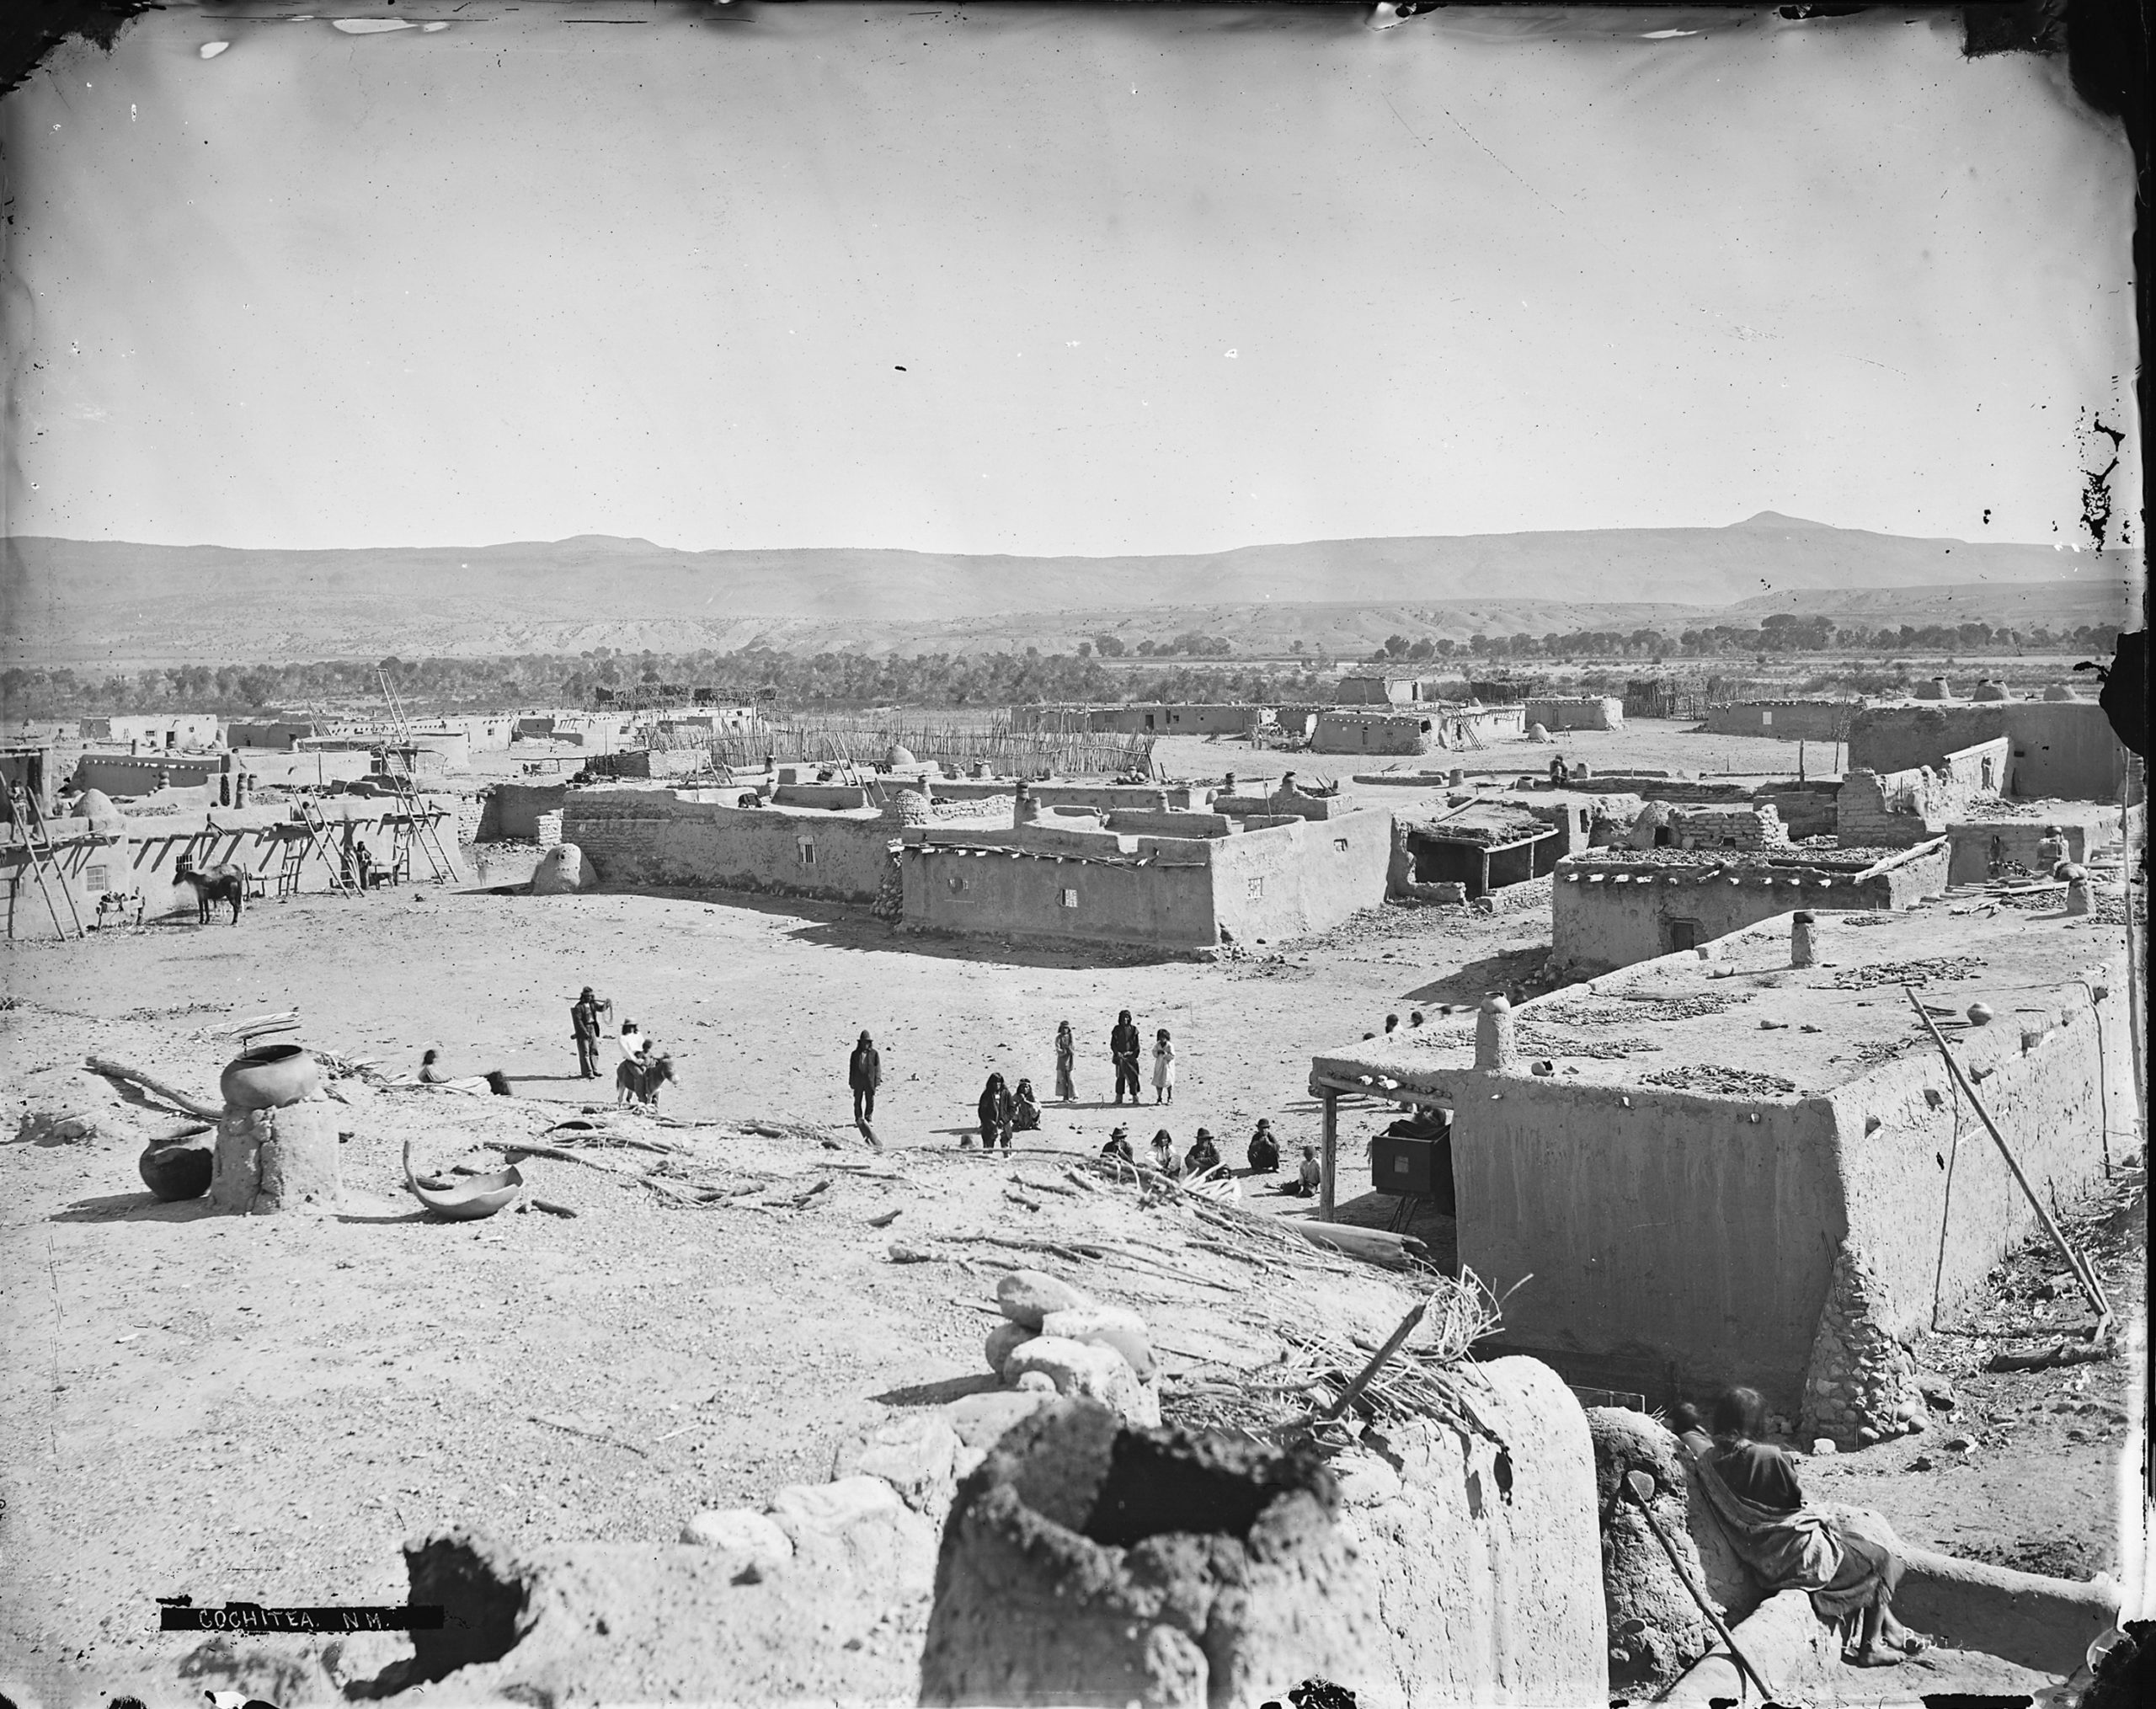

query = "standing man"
(569, 985), (611, 1080)
(849, 1031), (882, 1126)
(1109, 1010), (1142, 1106)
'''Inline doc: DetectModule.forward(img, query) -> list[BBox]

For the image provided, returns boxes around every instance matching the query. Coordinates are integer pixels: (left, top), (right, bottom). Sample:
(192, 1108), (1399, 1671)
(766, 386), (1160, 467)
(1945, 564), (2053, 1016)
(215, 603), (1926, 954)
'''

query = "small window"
(84, 865), (109, 892)
(1760, 709), (1773, 726)
(1246, 875), (1264, 899)
(1060, 888), (1079, 908)
(947, 874), (966, 894)
(796, 840), (815, 866)
(1333, 837), (1349, 852)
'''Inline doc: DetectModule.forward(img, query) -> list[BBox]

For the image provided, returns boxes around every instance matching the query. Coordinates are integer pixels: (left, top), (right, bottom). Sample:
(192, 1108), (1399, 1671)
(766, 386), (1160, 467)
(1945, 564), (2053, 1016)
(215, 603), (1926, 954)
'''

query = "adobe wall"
(1102, 809), (1236, 838)
(1945, 804), (2120, 884)
(480, 782), (570, 841)
(1550, 857), (1929, 977)
(1525, 697), (1622, 731)
(562, 793), (895, 904)
(73, 753), (222, 796)
(1824, 958), (2131, 1340)
(223, 719), (318, 751)
(1310, 713), (1431, 756)
(899, 841), (1219, 950)
(1700, 702), (1859, 741)
(1834, 743), (2006, 846)
(1337, 1358), (1609, 1706)
(1333, 676), (1410, 705)
(1448, 1072), (1844, 1413)
(1209, 809), (1393, 943)
(1850, 701), (2127, 801)
(234, 750), (376, 791)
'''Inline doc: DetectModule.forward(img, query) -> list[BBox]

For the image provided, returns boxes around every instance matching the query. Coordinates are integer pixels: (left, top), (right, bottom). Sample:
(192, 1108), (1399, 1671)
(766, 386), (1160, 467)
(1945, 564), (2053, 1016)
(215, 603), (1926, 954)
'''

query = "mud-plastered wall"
(1453, 1076), (1845, 1410)
(899, 841), (1219, 949)
(1209, 810), (1393, 943)
(563, 793), (894, 903)
(1825, 954), (2130, 1339)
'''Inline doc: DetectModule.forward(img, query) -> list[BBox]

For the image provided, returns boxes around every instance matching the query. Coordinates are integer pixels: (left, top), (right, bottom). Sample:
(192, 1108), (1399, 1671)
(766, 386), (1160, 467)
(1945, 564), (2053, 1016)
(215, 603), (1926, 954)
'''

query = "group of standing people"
(1107, 1011), (1176, 1105)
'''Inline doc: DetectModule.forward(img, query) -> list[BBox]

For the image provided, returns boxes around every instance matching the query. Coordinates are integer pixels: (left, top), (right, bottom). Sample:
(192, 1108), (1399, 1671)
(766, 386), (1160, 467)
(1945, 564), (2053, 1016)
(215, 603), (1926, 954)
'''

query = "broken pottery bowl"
(403, 1139), (522, 1220)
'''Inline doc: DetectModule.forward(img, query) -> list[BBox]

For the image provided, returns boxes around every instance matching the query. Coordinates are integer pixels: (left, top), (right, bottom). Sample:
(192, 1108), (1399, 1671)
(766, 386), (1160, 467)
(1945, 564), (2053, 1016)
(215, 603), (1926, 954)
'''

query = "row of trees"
(0, 648), (1337, 721)
(1369, 617), (2121, 663)
(1, 618), (2121, 722)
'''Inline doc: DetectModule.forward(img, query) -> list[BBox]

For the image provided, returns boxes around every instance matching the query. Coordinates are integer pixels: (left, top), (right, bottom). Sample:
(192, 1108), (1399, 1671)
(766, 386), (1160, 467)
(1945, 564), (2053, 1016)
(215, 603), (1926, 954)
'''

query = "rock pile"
(982, 1268), (1161, 1427)
(1801, 1244), (1926, 1448)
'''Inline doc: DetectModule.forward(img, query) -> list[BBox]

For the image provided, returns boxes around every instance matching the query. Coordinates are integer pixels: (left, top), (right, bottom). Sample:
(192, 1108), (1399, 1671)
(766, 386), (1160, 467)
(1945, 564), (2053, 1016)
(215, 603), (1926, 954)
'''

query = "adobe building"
(3, 794), (466, 937)
(1310, 902), (2132, 1431)
(1310, 709), (1432, 756)
(1010, 703), (1266, 735)
(1524, 695), (1623, 732)
(1847, 692), (2132, 803)
(1700, 698), (1861, 741)
(1390, 800), (1561, 902)
(561, 780), (1394, 953)
(79, 713), (221, 751)
(1550, 834), (1949, 976)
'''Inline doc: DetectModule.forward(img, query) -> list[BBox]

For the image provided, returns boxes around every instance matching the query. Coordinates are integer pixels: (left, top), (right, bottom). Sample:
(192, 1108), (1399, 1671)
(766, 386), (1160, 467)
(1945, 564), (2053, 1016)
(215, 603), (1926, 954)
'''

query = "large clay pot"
(219, 1043), (320, 1112)
(139, 1135), (213, 1201)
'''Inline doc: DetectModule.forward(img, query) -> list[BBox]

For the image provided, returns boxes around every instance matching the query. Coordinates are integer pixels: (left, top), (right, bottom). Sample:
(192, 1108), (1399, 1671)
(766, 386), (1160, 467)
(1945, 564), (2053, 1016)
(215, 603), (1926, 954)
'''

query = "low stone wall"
(1666, 802), (1789, 851)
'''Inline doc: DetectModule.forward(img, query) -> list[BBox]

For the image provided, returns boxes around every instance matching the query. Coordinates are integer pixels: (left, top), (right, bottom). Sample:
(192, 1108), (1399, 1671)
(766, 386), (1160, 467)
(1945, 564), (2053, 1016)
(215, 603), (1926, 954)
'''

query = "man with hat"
(1185, 1127), (1221, 1176)
(2036, 824), (2069, 876)
(569, 985), (612, 1080)
(1246, 1119), (1280, 1174)
(1100, 1124), (1134, 1164)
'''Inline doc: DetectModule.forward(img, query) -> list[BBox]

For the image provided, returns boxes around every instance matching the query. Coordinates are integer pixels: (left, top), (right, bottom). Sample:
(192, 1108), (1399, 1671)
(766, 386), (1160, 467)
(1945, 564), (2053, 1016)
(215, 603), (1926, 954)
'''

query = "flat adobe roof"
(1311, 899), (2123, 1100)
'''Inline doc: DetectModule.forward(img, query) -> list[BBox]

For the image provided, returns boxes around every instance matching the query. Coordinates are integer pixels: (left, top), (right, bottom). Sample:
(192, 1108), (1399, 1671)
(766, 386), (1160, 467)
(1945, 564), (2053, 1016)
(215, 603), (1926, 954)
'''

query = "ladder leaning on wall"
(277, 800), (358, 900)
(385, 776), (457, 884)
(6, 786), (86, 941)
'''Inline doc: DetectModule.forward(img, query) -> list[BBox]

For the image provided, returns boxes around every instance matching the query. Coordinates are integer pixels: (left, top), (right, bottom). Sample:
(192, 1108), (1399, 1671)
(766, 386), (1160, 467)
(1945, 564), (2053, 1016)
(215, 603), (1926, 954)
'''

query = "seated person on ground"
(1246, 1119), (1280, 1174)
(1184, 1127), (1221, 1176)
(1100, 1124), (1134, 1163)
(1148, 1129), (1184, 1178)
(1290, 1145), (1322, 1197)
(1673, 1387), (1927, 1667)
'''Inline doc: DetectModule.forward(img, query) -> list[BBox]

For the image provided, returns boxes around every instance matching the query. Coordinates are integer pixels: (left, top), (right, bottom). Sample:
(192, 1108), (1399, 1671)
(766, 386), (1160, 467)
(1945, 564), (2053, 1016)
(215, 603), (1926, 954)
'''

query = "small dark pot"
(140, 1139), (213, 1201)
(220, 1044), (321, 1112)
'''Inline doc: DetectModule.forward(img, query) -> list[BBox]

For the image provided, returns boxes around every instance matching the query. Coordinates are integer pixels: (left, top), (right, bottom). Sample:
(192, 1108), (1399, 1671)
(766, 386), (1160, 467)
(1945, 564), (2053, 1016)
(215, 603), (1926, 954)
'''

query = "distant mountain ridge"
(3, 516), (2135, 670)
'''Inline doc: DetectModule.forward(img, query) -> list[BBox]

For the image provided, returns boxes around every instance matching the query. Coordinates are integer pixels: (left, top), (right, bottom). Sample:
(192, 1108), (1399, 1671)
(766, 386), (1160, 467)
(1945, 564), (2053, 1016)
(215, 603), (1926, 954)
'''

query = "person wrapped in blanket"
(1674, 1387), (1929, 1666)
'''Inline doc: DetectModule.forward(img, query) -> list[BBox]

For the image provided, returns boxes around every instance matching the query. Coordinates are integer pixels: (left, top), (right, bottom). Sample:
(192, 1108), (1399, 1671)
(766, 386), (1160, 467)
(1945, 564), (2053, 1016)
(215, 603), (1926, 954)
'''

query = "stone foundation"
(1800, 1244), (1924, 1448)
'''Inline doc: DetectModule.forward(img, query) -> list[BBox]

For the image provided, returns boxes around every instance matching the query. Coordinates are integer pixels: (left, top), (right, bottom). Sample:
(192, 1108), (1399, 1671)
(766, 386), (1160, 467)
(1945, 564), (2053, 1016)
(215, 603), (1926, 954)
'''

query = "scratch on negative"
(1387, 94), (1569, 222)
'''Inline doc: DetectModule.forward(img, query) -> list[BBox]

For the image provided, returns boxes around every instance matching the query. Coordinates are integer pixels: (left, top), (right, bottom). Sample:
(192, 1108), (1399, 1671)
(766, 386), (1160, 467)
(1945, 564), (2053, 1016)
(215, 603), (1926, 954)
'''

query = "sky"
(0, 2), (2139, 557)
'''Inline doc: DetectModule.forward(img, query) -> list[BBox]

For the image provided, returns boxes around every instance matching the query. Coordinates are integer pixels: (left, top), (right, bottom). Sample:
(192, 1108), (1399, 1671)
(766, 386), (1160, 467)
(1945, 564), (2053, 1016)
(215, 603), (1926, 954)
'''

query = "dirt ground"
(0, 724), (2141, 1705)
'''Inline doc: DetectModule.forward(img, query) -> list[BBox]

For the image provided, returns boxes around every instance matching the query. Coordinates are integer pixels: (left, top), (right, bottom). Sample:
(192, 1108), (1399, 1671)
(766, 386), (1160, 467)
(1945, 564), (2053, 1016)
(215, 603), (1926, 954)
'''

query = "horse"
(616, 1053), (675, 1108)
(173, 861), (248, 926)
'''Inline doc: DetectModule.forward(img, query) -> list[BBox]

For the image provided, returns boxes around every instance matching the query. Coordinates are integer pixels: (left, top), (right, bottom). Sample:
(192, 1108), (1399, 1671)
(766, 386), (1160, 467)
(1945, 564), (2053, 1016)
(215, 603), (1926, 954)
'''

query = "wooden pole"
(1320, 1090), (1338, 1222)
(1903, 987), (2111, 1331)
(84, 1056), (225, 1121)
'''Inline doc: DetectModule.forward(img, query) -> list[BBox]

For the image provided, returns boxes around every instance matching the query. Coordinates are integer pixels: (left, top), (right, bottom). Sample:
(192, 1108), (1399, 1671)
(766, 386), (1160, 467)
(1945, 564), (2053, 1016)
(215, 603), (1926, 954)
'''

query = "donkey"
(616, 1053), (675, 1109)
(173, 859), (248, 926)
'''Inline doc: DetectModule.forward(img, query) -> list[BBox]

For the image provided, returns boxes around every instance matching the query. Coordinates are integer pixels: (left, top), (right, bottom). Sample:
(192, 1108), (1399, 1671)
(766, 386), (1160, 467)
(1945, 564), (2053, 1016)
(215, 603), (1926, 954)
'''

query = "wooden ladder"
(294, 799), (358, 896)
(387, 777), (456, 884)
(7, 787), (86, 941)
